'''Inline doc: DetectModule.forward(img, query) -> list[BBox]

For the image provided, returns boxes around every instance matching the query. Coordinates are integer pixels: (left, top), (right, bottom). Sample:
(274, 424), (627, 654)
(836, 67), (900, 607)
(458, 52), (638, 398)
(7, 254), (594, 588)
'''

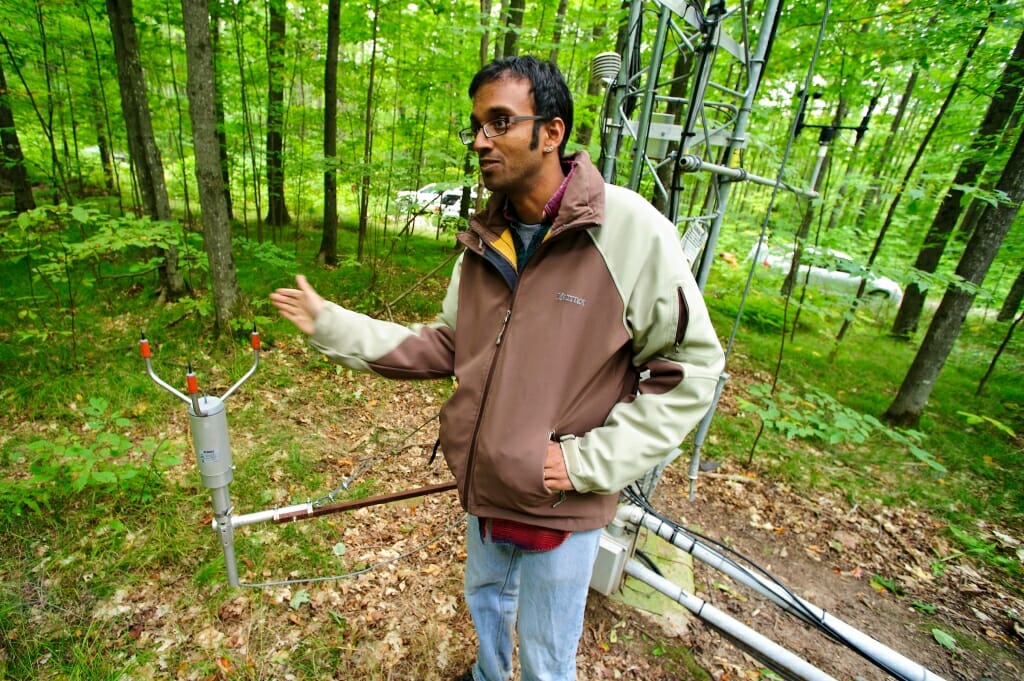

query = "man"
(271, 56), (724, 681)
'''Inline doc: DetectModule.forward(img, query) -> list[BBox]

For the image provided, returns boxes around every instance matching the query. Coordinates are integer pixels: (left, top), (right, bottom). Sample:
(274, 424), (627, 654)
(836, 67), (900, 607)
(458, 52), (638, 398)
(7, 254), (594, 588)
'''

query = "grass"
(1, 211), (1022, 679)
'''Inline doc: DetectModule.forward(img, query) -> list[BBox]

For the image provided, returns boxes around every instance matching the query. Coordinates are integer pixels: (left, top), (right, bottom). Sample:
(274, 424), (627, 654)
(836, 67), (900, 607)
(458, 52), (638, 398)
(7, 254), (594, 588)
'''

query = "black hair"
(468, 56), (573, 156)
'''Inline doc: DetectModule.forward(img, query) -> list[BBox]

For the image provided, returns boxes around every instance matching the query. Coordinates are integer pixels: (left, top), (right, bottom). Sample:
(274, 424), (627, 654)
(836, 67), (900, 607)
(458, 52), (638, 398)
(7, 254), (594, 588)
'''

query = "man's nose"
(470, 128), (492, 152)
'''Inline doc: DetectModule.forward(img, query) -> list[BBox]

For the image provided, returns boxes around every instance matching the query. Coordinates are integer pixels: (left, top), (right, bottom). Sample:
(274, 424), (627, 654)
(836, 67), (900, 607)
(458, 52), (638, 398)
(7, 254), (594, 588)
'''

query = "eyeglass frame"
(458, 115), (549, 146)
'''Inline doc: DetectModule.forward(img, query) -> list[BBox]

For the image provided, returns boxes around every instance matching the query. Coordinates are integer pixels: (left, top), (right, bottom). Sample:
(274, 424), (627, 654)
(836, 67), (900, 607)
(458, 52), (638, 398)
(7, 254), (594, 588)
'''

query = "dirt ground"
(614, 463), (1024, 681)
(73, 348), (1023, 680)
(258, 367), (1023, 681)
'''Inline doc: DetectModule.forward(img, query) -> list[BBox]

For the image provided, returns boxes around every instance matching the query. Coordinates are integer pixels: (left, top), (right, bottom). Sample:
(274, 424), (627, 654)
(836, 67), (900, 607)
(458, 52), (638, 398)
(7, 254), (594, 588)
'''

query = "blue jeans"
(465, 515), (602, 681)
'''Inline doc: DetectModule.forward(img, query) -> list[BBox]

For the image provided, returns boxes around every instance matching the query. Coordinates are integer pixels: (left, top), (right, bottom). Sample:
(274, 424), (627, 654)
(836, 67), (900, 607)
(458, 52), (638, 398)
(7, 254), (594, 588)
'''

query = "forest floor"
(195, 347), (1021, 681)
(10, 339), (1023, 680)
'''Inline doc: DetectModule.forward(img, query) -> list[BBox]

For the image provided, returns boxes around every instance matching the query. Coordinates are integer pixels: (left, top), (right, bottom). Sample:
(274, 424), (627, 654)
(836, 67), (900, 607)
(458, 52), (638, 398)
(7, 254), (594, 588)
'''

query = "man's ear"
(543, 118), (566, 151)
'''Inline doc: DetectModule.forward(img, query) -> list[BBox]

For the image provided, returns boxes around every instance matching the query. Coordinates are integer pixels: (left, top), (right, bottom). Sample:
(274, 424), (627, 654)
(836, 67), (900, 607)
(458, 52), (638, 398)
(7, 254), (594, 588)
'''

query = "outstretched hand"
(270, 275), (325, 336)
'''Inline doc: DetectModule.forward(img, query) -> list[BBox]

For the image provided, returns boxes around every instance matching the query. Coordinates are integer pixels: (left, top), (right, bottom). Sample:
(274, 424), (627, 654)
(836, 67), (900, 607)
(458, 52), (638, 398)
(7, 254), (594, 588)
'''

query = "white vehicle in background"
(748, 238), (903, 305)
(395, 182), (444, 213)
(395, 182), (479, 218)
(438, 186), (479, 218)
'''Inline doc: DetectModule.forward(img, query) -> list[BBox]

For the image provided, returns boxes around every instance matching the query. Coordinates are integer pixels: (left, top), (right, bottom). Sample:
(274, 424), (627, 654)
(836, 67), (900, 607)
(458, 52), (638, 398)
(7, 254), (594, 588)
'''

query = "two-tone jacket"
(310, 151), (725, 532)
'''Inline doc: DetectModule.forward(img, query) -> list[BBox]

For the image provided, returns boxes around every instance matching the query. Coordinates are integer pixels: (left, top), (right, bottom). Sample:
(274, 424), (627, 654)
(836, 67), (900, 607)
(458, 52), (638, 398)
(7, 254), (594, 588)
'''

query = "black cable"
(620, 485), (916, 681)
(633, 548), (664, 576)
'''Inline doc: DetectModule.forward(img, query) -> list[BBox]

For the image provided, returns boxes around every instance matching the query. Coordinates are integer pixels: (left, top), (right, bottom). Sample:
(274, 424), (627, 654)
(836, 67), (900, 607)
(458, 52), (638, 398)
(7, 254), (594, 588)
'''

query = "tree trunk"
(106, 0), (187, 300)
(834, 16), (991, 350)
(181, 0), (241, 334)
(83, 9), (122, 206)
(265, 0), (290, 230)
(502, 0), (525, 59)
(855, 69), (917, 232)
(318, 0), (340, 266)
(997, 266), (1024, 322)
(891, 26), (1024, 338)
(0, 59), (36, 213)
(574, 5), (609, 148)
(781, 97), (848, 297)
(210, 0), (233, 221)
(651, 48), (695, 214)
(479, 0), (491, 67)
(357, 0), (380, 261)
(976, 307), (1023, 396)
(883, 127), (1024, 428)
(548, 0), (569, 65)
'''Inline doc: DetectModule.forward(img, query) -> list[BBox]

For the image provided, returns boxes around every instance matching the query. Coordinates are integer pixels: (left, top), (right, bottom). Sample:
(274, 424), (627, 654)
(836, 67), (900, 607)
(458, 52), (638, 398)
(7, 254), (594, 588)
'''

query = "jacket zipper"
(462, 303), (513, 507)
(461, 226), (563, 510)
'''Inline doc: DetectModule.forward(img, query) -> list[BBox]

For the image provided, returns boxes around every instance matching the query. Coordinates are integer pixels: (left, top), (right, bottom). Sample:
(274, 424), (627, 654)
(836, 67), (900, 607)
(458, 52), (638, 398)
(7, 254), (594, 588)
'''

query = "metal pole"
(627, 2), (674, 188)
(694, 0), (781, 290)
(600, 0), (644, 181)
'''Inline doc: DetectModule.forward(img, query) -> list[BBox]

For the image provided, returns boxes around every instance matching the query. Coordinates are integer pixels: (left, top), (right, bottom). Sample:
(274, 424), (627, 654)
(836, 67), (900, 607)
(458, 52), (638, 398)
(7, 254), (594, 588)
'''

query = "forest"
(1, 0), (1023, 679)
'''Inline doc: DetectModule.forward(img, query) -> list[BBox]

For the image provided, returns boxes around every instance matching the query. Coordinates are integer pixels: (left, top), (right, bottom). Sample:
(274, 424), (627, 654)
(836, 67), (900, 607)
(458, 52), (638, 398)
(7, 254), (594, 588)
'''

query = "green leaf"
(289, 589), (311, 610)
(332, 542), (347, 556)
(91, 471), (117, 484)
(71, 205), (91, 223)
(932, 628), (956, 650)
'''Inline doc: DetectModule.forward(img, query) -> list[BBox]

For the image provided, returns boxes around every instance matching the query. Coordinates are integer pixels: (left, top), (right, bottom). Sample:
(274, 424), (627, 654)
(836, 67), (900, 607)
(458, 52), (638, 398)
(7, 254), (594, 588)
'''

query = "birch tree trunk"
(181, 0), (241, 333)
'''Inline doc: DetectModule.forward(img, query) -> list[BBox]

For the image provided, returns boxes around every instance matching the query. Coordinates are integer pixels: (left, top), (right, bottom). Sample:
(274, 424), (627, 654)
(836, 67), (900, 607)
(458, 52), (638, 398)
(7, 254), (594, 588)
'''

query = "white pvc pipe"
(618, 505), (948, 681)
(625, 559), (840, 681)
(212, 502), (315, 530)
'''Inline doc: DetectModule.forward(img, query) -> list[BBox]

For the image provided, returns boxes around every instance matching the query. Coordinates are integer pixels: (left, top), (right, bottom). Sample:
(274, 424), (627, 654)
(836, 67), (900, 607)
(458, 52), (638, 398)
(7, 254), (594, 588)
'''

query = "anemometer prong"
(139, 328), (262, 587)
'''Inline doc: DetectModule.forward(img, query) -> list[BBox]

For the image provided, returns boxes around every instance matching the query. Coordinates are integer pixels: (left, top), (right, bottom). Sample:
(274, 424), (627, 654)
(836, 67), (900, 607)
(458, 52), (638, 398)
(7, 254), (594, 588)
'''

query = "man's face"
(469, 76), (547, 196)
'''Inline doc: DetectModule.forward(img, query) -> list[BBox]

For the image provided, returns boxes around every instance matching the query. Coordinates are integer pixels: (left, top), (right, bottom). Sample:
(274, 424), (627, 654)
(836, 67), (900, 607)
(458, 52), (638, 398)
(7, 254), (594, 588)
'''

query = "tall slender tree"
(357, 0), (380, 261)
(210, 0), (233, 221)
(833, 16), (992, 350)
(317, 0), (340, 266)
(502, 0), (525, 58)
(891, 26), (1024, 338)
(265, 0), (290, 230)
(0, 59), (36, 213)
(884, 127), (1024, 427)
(548, 0), (569, 65)
(105, 0), (187, 300)
(181, 0), (240, 333)
(997, 266), (1024, 323)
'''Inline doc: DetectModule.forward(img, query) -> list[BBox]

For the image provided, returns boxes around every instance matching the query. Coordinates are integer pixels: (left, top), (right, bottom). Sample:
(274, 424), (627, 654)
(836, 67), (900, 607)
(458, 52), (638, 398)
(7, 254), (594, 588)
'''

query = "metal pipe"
(627, 1), (674, 189)
(619, 505), (948, 681)
(143, 357), (192, 406)
(694, 0), (782, 291)
(686, 371), (729, 501)
(676, 154), (818, 198)
(214, 502), (315, 530)
(222, 331), (261, 401)
(600, 0), (645, 181)
(624, 559), (840, 681)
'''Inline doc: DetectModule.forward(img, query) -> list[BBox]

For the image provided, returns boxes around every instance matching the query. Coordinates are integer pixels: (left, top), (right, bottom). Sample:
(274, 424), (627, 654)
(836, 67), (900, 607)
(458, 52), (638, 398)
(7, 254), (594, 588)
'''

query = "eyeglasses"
(459, 115), (547, 146)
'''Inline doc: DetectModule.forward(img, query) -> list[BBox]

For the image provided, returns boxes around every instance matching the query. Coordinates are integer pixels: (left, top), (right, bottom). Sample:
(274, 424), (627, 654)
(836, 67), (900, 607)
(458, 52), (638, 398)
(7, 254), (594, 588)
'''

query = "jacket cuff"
(558, 434), (590, 493)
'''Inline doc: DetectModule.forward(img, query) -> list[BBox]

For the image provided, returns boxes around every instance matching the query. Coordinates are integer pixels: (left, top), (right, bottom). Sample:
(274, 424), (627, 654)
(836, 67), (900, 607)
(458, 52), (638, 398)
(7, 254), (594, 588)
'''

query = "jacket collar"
(469, 151), (605, 244)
